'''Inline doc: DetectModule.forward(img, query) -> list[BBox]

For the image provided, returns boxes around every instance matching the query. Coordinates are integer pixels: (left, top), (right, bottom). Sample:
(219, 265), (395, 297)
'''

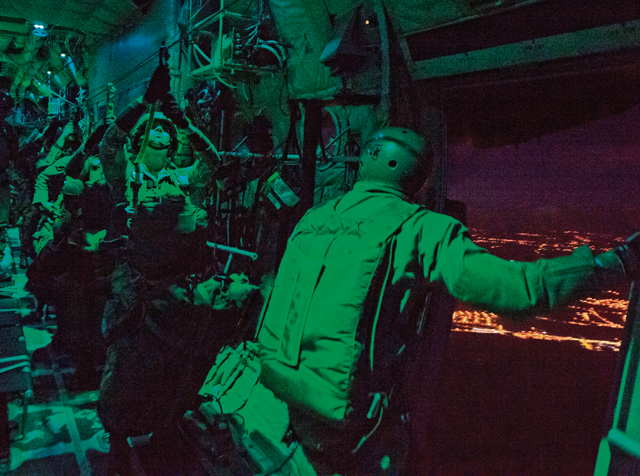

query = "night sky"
(448, 102), (640, 236)
(428, 90), (640, 476)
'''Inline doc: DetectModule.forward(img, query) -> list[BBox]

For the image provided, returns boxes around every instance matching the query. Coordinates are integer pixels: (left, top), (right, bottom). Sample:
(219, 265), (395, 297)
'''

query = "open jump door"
(595, 282), (640, 475)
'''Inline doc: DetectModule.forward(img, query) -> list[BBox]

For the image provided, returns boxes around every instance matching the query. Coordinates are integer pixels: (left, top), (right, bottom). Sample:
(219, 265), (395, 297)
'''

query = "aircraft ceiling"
(0, 0), (530, 97)
(0, 0), (147, 98)
(0, 0), (145, 36)
(5, 0), (635, 143)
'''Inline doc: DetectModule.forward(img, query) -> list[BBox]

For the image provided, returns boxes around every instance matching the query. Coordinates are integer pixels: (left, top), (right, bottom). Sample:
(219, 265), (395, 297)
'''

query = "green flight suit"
(256, 180), (624, 474)
(333, 182), (622, 314)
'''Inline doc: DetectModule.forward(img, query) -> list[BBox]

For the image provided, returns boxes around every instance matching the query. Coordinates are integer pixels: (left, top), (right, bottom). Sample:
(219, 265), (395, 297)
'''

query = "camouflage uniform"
(0, 119), (18, 252)
(98, 197), (211, 437)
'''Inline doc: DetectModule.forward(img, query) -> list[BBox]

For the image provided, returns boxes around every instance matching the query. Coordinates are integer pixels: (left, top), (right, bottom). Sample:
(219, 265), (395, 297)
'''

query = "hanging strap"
(369, 234), (397, 372)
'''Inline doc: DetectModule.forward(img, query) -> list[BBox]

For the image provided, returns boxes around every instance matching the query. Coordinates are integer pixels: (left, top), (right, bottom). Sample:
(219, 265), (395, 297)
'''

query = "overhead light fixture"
(33, 23), (48, 37)
(33, 27), (47, 37)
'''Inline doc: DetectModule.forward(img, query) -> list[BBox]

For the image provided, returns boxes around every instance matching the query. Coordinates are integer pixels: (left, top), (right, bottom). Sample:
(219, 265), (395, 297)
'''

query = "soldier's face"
(142, 124), (171, 172)
(148, 125), (171, 151)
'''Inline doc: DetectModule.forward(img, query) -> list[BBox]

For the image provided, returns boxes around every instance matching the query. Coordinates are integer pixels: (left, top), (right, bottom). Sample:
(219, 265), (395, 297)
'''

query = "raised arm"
(160, 93), (221, 172)
(411, 212), (626, 315)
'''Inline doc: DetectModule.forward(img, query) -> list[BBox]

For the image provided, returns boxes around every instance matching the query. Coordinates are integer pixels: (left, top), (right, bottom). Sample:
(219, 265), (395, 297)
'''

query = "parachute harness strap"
(369, 235), (396, 372)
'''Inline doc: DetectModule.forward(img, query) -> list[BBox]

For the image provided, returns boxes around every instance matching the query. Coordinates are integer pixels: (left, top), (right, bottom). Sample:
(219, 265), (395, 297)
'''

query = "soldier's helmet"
(357, 127), (433, 196)
(130, 111), (179, 156)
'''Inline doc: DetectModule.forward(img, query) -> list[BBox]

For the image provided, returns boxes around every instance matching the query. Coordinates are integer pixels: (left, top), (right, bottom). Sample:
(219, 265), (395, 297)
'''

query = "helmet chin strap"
(148, 141), (170, 151)
(135, 102), (158, 165)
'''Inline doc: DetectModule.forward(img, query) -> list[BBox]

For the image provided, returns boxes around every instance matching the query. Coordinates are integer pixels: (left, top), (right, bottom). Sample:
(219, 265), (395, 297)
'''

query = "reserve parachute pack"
(257, 194), (420, 448)
(198, 342), (318, 475)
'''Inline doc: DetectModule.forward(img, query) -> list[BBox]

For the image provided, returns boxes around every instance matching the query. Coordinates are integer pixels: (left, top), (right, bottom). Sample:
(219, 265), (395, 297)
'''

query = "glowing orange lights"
(454, 228), (629, 352)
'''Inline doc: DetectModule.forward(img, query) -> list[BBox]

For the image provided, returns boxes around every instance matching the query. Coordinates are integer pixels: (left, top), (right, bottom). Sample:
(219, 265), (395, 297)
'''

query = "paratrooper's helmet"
(357, 127), (432, 196)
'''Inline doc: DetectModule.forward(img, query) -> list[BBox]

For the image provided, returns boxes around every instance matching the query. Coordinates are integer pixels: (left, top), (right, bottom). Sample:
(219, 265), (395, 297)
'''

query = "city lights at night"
(453, 228), (629, 352)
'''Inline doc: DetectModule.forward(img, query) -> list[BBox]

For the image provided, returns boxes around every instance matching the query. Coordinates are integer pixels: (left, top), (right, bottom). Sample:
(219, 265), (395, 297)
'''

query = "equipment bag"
(199, 341), (317, 475)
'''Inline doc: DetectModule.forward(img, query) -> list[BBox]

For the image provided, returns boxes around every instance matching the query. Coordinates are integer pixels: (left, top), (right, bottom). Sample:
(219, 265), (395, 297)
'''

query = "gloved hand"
(613, 232), (640, 277)
(49, 120), (76, 153)
(143, 64), (171, 104)
(194, 277), (223, 307)
(72, 109), (83, 133)
(115, 100), (147, 133)
(67, 124), (110, 178)
(160, 93), (189, 129)
(85, 124), (109, 155)
(42, 118), (65, 139)
(60, 120), (75, 139)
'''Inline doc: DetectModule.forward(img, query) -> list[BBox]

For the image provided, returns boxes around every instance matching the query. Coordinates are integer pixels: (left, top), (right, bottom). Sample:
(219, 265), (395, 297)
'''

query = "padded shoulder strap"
(268, 197), (421, 368)
(294, 196), (421, 245)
